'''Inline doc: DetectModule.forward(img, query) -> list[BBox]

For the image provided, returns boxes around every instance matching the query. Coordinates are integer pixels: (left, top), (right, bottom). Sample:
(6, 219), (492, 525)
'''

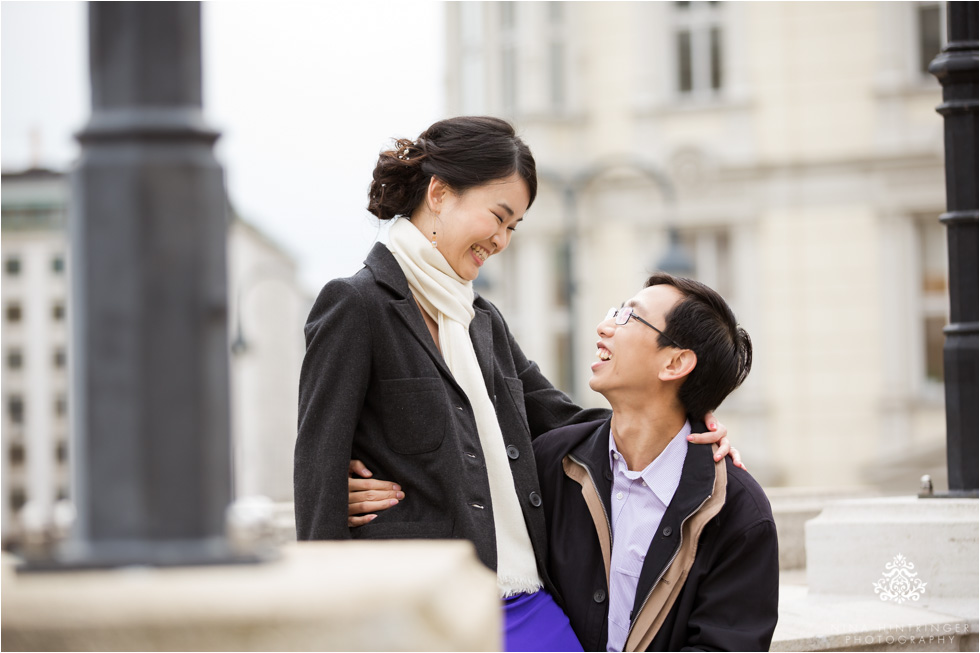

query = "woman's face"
(430, 173), (530, 281)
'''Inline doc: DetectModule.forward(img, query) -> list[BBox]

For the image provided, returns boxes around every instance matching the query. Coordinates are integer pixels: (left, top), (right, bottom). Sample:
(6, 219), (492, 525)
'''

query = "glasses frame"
(606, 306), (684, 349)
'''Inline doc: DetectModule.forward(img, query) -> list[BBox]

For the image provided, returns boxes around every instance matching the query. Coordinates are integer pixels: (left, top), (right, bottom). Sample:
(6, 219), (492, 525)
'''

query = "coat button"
(529, 491), (542, 507)
(662, 526), (673, 537)
(593, 589), (606, 603)
(506, 445), (520, 460)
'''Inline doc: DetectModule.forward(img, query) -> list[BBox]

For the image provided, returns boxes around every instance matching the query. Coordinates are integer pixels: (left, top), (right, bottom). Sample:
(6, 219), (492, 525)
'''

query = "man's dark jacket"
(295, 243), (607, 576)
(534, 419), (778, 652)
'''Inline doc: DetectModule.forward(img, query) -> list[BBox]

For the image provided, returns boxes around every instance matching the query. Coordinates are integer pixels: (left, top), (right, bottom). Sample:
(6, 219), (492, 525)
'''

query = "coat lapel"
(365, 243), (456, 384)
(469, 304), (494, 395)
(390, 298), (455, 378)
(366, 242), (492, 398)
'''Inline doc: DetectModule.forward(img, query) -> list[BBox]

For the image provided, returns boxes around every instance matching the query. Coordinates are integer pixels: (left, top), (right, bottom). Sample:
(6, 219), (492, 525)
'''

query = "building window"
(55, 395), (68, 418)
(52, 256), (65, 274)
(5, 257), (21, 275)
(672, 1), (724, 97)
(54, 348), (66, 369)
(56, 441), (69, 464)
(9, 442), (25, 466)
(10, 487), (26, 513)
(677, 30), (693, 92)
(917, 216), (948, 384)
(8, 396), (24, 424)
(6, 303), (22, 323)
(917, 2), (945, 76)
(52, 302), (65, 321)
(8, 349), (23, 370)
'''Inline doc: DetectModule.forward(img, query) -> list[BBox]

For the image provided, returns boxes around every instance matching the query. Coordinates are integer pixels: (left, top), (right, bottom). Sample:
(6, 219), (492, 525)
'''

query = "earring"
(431, 231), (438, 248)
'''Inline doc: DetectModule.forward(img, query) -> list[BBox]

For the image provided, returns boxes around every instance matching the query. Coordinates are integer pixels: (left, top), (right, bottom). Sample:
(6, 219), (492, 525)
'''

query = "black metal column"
(930, 2), (979, 496)
(27, 2), (249, 567)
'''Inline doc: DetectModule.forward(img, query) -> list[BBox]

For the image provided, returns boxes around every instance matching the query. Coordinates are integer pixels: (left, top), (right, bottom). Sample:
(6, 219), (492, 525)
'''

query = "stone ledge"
(1, 540), (499, 651)
(767, 487), (880, 571)
(773, 579), (978, 652)
(805, 497), (979, 598)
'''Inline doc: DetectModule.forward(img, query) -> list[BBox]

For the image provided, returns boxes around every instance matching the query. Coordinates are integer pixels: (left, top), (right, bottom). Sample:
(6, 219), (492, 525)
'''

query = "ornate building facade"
(445, 1), (949, 489)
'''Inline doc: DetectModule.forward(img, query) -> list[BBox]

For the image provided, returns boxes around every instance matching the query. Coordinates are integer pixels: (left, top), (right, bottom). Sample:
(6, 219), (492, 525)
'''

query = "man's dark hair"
(645, 272), (752, 418)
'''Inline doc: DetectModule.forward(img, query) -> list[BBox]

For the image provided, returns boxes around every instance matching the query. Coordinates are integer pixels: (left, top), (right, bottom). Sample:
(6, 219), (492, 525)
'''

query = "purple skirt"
(503, 590), (584, 652)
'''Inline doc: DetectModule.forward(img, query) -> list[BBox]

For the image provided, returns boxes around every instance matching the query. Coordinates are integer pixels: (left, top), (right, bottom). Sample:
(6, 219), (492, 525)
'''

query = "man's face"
(589, 284), (685, 400)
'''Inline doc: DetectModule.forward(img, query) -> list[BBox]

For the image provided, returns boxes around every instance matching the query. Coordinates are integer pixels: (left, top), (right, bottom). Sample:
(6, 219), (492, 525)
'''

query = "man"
(533, 273), (778, 652)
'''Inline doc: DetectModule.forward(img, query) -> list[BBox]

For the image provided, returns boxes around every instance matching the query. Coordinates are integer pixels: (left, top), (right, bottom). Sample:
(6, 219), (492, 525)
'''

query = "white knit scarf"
(387, 217), (543, 597)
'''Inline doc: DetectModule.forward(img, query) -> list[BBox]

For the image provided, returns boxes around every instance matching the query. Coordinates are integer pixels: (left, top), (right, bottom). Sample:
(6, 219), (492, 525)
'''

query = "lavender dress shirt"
(606, 421), (691, 652)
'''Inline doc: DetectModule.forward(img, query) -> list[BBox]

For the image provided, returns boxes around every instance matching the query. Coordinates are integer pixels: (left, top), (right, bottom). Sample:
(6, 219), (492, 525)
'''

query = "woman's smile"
(471, 244), (491, 264)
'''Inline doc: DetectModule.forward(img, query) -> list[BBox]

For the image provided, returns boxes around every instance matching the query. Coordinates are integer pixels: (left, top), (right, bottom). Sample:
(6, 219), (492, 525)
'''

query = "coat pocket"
(378, 377), (448, 454)
(349, 519), (454, 540)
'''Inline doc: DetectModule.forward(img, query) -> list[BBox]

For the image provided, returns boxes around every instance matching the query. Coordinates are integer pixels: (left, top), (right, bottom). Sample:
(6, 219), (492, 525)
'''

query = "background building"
(446, 1), (949, 491)
(0, 169), (71, 548)
(1, 168), (308, 548)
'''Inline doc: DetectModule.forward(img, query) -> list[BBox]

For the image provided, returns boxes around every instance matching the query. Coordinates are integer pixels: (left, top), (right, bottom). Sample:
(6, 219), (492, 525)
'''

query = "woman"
(295, 116), (734, 651)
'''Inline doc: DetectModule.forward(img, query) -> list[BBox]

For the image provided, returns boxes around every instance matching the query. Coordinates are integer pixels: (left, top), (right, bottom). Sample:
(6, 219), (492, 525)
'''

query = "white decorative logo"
(873, 554), (927, 604)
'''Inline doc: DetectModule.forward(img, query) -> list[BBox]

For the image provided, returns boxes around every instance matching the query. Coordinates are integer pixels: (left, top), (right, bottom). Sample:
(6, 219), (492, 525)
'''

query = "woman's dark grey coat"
(295, 243), (607, 574)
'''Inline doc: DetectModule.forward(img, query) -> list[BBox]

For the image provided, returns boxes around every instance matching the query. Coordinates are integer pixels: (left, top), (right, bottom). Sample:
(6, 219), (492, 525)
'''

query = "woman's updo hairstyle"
(368, 116), (537, 222)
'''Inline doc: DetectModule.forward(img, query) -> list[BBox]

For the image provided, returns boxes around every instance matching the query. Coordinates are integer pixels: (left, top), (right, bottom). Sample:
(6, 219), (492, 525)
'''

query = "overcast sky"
(1, 1), (446, 293)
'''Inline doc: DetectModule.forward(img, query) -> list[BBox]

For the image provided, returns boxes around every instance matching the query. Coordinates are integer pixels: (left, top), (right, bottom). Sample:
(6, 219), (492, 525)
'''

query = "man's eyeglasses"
(605, 306), (684, 349)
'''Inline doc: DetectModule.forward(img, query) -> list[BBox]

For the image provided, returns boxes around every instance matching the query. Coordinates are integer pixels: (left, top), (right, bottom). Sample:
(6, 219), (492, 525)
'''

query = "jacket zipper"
(623, 493), (712, 649)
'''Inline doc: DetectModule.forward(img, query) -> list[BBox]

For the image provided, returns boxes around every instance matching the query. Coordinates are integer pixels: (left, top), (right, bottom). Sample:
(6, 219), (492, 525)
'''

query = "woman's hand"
(686, 412), (746, 470)
(347, 459), (404, 527)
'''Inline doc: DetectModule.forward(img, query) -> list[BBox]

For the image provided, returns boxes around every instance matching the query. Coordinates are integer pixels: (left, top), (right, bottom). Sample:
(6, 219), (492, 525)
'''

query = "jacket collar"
(568, 417), (719, 614)
(365, 241), (495, 394)
(569, 419), (616, 516)
(365, 241), (411, 298)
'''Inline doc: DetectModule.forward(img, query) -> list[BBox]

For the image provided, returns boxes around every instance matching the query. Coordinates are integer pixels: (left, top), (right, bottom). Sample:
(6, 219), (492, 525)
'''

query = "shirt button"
(506, 445), (520, 460)
(642, 481), (647, 487)
(662, 526), (673, 537)
(529, 491), (542, 508)
(613, 452), (619, 460)
(616, 492), (624, 500)
(593, 589), (607, 603)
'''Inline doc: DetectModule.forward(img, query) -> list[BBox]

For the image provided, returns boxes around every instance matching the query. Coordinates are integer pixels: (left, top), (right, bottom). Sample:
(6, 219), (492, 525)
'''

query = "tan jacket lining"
(563, 444), (727, 653)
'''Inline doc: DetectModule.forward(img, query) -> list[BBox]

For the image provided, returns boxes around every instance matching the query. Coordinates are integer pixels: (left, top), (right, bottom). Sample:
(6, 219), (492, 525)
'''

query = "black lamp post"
(928, 1), (978, 497)
(656, 228), (695, 278)
(24, 2), (261, 569)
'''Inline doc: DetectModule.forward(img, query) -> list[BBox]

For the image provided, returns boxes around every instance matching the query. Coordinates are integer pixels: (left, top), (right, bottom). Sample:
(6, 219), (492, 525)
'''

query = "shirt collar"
(609, 420), (691, 506)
